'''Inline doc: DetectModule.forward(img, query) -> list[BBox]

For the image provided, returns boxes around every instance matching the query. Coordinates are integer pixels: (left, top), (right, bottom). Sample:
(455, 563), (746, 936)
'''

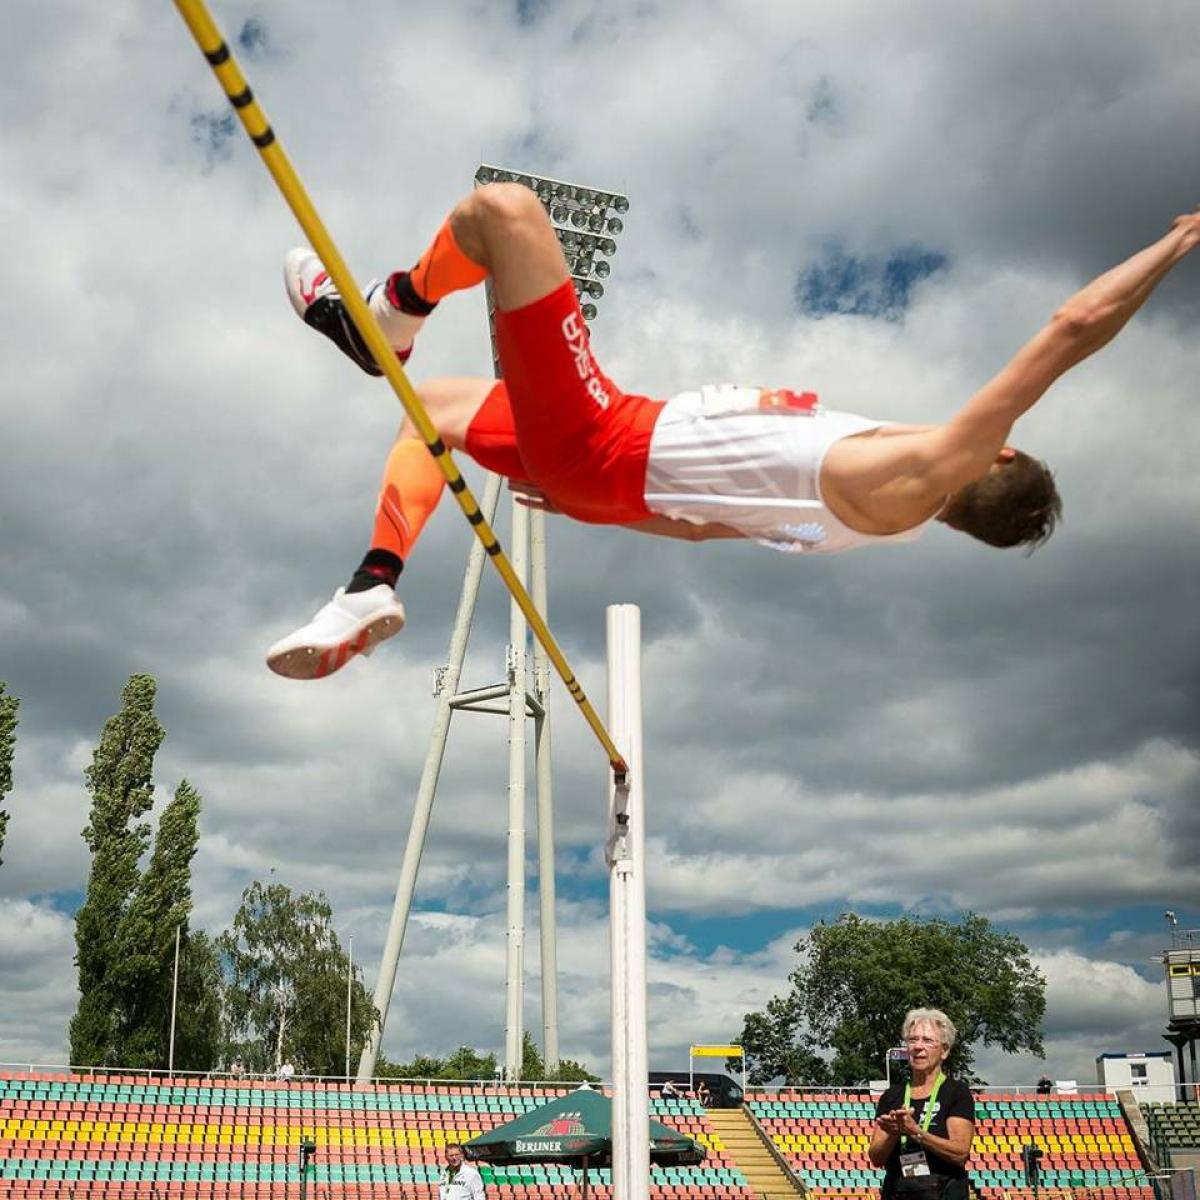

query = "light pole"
(168, 925), (181, 1075)
(275, 980), (288, 1073)
(345, 933), (353, 1080)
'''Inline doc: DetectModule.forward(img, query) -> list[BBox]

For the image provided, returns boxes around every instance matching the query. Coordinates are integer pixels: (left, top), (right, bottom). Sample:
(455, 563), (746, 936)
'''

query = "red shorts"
(464, 280), (663, 525)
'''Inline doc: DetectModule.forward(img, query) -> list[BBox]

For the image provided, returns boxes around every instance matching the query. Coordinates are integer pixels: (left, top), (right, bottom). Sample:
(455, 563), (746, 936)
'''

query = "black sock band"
(346, 548), (404, 593)
(386, 271), (438, 317)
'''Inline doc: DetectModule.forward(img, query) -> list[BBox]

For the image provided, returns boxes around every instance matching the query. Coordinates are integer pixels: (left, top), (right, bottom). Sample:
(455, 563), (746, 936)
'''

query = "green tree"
(376, 1051), (458, 1081)
(218, 881), (377, 1076)
(546, 1059), (600, 1084)
(520, 1031), (599, 1083)
(446, 1044), (500, 1081)
(738, 912), (1046, 1085)
(377, 1045), (498, 1081)
(70, 675), (165, 1065)
(110, 780), (221, 1068)
(737, 992), (832, 1086)
(0, 681), (18, 867)
(171, 929), (224, 1071)
(376, 1036), (597, 1083)
(521, 1030), (547, 1081)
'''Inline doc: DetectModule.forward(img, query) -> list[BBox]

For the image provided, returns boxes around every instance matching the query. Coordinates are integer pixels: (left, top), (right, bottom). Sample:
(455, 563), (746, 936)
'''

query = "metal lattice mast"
(357, 167), (630, 1081)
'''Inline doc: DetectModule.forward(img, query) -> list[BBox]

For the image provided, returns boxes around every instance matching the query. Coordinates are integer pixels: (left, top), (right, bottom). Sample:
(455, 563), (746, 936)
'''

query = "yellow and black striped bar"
(172, 0), (628, 780)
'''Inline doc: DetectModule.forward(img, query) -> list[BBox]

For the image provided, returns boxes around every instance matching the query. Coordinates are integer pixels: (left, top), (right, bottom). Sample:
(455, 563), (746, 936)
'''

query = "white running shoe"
(266, 585), (406, 680)
(283, 248), (413, 375)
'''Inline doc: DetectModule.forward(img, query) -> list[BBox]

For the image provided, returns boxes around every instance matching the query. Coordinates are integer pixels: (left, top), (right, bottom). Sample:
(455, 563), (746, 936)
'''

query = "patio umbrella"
(466, 1087), (705, 1200)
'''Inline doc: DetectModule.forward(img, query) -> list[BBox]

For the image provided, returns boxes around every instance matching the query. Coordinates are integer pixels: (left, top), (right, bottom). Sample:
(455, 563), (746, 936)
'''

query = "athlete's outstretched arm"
(510, 484), (745, 541)
(621, 515), (746, 541)
(927, 210), (1200, 493)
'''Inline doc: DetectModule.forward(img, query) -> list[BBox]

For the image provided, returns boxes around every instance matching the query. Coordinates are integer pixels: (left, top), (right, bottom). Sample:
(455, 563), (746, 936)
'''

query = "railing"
(3, 1063), (1187, 1103)
(746, 1085), (1129, 1098)
(0, 1062), (585, 1090)
(742, 1104), (809, 1195)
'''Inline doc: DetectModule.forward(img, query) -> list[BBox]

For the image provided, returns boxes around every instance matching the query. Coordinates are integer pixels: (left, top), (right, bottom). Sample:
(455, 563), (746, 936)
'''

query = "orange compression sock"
(370, 438), (446, 562)
(407, 218), (488, 305)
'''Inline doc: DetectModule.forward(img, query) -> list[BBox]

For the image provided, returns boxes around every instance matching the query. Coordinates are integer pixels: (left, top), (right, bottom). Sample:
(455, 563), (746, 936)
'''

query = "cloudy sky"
(2, 0), (1198, 1087)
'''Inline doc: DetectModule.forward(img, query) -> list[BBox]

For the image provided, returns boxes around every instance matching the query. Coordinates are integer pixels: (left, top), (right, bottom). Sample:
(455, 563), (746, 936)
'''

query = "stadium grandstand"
(0, 1070), (750, 1198)
(1142, 1101), (1200, 1176)
(1, 1068), (1190, 1200)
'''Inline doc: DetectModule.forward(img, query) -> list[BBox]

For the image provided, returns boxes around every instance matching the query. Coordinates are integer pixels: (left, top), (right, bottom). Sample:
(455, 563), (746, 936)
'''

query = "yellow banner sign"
(691, 1045), (743, 1057)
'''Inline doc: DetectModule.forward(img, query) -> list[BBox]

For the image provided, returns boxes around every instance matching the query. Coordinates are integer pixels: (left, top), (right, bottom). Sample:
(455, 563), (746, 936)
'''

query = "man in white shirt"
(439, 1143), (485, 1200)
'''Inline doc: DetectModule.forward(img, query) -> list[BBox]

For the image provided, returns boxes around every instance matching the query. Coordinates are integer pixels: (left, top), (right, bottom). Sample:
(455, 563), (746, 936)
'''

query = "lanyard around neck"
(901, 1071), (945, 1148)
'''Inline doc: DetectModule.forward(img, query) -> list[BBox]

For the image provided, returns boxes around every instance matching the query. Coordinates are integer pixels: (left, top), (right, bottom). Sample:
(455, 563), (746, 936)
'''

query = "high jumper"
(267, 185), (1200, 679)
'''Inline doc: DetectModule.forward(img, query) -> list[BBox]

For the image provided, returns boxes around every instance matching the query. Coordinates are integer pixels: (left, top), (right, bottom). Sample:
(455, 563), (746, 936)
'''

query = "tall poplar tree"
(70, 674), (164, 1066)
(0, 681), (17, 867)
(112, 780), (221, 1068)
(170, 929), (224, 1071)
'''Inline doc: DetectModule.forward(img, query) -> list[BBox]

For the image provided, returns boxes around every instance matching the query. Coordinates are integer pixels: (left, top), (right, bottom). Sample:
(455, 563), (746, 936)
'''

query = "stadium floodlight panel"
(475, 163), (629, 320)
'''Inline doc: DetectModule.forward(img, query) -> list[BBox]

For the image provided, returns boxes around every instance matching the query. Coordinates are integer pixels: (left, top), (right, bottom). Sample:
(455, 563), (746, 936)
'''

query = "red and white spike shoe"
(283, 247), (416, 375)
(266, 584), (406, 680)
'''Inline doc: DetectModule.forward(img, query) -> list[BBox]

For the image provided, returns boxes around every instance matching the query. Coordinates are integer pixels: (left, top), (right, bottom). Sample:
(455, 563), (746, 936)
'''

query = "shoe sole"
(266, 609), (406, 681)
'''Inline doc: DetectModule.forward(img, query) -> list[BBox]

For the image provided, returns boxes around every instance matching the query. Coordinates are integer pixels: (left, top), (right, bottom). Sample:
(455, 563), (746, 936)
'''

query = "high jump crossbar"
(172, 0), (628, 781)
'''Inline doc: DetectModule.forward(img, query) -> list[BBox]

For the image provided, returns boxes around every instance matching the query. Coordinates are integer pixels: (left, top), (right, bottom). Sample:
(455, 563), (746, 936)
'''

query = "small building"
(1095, 1052), (1176, 1103)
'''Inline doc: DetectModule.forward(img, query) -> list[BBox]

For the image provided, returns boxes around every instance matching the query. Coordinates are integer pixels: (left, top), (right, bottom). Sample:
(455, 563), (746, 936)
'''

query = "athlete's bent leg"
(285, 184), (568, 373)
(265, 378), (498, 680)
(446, 183), (570, 311)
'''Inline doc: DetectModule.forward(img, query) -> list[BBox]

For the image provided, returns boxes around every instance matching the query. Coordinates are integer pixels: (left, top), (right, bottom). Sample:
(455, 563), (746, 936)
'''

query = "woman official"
(869, 1008), (975, 1200)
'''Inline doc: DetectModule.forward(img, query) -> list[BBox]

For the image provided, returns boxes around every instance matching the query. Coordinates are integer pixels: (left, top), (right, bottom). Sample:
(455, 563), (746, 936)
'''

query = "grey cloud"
(0, 902), (78, 1064)
(3, 0), (1198, 1073)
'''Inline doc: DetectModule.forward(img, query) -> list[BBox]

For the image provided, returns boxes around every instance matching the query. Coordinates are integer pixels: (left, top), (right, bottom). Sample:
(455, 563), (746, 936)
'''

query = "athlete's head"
(941, 448), (1061, 552)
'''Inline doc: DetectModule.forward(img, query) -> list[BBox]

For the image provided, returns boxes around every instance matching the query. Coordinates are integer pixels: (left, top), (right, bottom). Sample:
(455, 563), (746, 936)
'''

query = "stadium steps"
(707, 1107), (805, 1200)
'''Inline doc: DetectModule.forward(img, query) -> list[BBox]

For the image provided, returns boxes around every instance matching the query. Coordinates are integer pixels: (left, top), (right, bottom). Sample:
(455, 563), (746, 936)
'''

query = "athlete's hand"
(509, 480), (563, 514)
(1170, 207), (1200, 248)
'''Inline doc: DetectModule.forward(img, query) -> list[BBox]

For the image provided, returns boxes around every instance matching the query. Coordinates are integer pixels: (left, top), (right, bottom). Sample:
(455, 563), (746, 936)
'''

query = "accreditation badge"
(900, 1151), (931, 1178)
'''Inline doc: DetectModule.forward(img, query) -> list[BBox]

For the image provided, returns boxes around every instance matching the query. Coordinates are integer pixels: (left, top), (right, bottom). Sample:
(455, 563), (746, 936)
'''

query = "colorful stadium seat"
(746, 1090), (1156, 1200)
(0, 1072), (753, 1199)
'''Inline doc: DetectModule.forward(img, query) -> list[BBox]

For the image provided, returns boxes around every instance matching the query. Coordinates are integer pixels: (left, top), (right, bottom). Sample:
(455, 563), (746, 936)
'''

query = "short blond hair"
(902, 1007), (957, 1050)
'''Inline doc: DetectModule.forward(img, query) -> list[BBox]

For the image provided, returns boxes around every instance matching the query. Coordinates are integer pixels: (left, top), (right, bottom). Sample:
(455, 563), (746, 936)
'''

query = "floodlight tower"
(357, 167), (630, 1083)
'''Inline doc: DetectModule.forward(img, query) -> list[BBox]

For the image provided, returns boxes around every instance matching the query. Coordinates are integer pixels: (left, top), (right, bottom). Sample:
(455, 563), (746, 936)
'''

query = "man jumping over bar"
(266, 183), (1200, 679)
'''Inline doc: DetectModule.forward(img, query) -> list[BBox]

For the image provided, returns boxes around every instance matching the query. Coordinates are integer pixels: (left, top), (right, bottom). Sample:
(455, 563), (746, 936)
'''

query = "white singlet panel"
(643, 385), (935, 554)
